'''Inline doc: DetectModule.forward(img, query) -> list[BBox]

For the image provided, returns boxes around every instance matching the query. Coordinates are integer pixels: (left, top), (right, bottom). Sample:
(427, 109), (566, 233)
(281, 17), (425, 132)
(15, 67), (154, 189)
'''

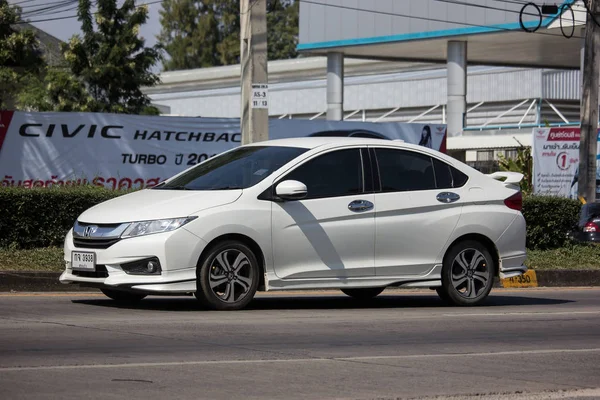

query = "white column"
(326, 52), (344, 121)
(447, 41), (467, 136)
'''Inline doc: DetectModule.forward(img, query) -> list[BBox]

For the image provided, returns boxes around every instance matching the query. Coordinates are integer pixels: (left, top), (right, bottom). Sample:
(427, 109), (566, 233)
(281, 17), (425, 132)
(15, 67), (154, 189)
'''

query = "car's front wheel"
(100, 289), (147, 303)
(341, 287), (385, 300)
(195, 240), (260, 311)
(438, 240), (495, 306)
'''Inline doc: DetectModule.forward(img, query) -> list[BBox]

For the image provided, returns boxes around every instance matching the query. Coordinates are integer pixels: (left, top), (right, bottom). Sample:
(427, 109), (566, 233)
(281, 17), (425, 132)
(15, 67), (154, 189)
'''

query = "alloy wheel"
(208, 249), (254, 304)
(450, 248), (491, 299)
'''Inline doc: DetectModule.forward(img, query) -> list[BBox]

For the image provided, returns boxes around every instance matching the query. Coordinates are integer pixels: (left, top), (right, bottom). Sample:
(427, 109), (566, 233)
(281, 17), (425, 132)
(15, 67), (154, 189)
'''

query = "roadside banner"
(0, 111), (446, 190)
(532, 127), (600, 198)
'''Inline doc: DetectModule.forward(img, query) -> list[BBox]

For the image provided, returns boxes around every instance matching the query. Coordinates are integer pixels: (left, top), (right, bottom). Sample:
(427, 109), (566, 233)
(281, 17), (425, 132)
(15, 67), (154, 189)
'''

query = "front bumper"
(60, 227), (207, 294)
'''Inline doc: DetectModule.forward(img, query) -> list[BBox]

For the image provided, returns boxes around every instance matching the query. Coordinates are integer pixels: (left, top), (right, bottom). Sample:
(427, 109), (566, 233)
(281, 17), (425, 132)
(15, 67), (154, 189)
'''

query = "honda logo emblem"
(83, 225), (98, 237)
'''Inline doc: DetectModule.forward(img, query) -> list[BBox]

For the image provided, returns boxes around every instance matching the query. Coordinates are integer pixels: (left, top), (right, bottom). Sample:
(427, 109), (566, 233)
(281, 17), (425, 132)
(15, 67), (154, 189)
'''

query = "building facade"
(146, 56), (581, 172)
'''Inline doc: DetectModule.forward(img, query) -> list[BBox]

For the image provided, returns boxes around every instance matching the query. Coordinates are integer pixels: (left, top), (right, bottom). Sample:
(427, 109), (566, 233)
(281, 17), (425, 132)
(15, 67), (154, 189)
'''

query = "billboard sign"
(0, 111), (446, 190)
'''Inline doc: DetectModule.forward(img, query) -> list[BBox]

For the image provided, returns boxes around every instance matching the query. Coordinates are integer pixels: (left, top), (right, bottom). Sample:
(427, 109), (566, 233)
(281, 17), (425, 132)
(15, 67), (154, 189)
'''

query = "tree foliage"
(498, 146), (533, 195)
(19, 0), (161, 115)
(267, 0), (299, 61)
(0, 0), (44, 109)
(158, 0), (299, 71)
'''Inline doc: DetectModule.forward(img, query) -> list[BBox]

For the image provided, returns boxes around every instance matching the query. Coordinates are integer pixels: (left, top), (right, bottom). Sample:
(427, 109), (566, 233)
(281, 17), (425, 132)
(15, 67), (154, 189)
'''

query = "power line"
(14, 0), (163, 24)
(21, 1), (79, 18)
(11, 0), (43, 6)
(581, 0), (600, 27)
(18, 0), (76, 10)
(298, 0), (583, 40)
(434, 0), (587, 30)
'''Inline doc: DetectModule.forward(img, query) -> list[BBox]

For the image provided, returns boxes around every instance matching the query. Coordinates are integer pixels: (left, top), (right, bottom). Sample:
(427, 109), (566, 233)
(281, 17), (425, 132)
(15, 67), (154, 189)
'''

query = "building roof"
(297, 0), (584, 69)
(13, 23), (64, 67)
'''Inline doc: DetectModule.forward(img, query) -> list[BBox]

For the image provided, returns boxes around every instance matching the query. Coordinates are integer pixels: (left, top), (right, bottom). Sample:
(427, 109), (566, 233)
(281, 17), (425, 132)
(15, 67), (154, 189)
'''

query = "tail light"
(504, 192), (522, 211)
(584, 222), (599, 233)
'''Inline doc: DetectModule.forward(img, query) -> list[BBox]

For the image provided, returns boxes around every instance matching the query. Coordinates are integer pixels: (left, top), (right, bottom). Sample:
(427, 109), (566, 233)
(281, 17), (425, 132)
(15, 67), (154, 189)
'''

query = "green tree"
(157, 0), (220, 71)
(215, 0), (240, 65)
(0, 0), (44, 109)
(158, 0), (298, 70)
(66, 0), (161, 113)
(17, 68), (97, 112)
(21, 0), (161, 114)
(267, 0), (298, 61)
(498, 146), (533, 195)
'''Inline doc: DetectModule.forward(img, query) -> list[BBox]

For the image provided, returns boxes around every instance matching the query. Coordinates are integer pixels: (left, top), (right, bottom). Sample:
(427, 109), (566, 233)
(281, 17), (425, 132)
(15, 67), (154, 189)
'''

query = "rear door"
(371, 147), (467, 276)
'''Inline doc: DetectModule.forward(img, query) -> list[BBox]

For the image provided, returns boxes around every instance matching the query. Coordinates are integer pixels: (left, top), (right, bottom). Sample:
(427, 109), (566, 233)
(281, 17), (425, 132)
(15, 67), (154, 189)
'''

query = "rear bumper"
(570, 231), (600, 244)
(495, 212), (527, 279)
(499, 255), (527, 279)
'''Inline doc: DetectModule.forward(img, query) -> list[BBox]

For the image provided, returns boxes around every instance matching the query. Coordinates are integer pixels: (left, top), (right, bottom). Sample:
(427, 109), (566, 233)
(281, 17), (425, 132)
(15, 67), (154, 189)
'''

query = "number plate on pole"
(251, 84), (268, 109)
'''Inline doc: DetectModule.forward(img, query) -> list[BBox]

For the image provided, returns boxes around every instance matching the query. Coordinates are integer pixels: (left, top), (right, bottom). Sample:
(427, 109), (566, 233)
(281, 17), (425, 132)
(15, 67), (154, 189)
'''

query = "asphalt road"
(1, 288), (600, 400)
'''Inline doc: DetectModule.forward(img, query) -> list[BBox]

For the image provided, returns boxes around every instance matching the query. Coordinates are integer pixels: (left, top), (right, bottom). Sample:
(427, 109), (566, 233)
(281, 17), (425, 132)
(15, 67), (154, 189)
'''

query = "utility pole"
(579, 0), (600, 203)
(240, 0), (269, 145)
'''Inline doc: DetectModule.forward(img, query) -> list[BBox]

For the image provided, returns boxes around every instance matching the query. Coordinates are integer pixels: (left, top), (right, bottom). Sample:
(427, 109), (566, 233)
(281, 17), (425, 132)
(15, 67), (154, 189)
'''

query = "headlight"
(121, 217), (197, 238)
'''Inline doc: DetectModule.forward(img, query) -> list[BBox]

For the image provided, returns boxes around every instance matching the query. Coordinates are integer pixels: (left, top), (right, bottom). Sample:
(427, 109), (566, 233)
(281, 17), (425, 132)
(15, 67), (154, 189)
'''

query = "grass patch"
(0, 244), (599, 272)
(526, 244), (600, 270)
(0, 247), (64, 272)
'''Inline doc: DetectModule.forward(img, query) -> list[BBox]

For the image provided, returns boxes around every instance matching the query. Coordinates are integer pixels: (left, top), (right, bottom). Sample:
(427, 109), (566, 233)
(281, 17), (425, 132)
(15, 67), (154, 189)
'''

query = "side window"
(283, 149), (363, 199)
(375, 149), (436, 192)
(433, 158), (469, 189)
(433, 158), (453, 189)
(451, 167), (469, 187)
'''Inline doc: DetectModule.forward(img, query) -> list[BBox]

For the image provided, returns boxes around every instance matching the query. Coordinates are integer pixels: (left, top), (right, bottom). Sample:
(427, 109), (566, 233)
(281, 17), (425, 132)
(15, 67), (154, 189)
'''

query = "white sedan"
(60, 137), (527, 310)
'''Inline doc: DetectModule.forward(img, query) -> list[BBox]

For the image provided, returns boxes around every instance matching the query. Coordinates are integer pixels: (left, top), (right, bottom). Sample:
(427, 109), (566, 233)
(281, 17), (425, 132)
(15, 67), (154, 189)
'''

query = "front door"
(271, 148), (375, 280)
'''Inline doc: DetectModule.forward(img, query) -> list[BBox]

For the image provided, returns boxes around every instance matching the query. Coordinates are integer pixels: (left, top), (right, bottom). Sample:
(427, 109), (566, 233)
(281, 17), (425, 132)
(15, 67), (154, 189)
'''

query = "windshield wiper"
(155, 185), (190, 190)
(210, 186), (243, 190)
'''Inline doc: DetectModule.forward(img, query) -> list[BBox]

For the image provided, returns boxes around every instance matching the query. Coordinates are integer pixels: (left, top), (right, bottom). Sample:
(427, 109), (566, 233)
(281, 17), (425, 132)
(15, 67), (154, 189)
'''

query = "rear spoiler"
(487, 171), (524, 188)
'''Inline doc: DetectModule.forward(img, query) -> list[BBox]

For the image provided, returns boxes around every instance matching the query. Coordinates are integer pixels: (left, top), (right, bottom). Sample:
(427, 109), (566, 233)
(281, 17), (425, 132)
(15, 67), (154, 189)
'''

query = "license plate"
(71, 251), (96, 271)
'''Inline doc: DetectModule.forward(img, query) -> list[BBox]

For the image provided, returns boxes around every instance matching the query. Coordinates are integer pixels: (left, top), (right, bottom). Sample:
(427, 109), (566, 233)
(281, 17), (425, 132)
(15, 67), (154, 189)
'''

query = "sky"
(10, 0), (163, 69)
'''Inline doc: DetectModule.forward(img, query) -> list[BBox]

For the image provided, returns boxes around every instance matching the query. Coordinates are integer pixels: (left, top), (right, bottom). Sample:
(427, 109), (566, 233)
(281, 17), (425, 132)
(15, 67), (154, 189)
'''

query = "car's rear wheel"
(341, 287), (385, 300)
(195, 240), (259, 311)
(100, 289), (146, 303)
(438, 240), (495, 306)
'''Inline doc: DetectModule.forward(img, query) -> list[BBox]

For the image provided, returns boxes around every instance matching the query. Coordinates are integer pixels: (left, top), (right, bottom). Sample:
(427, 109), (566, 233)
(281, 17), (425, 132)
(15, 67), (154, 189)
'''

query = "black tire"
(101, 289), (146, 303)
(194, 240), (260, 311)
(435, 287), (452, 304)
(438, 240), (495, 306)
(341, 287), (385, 300)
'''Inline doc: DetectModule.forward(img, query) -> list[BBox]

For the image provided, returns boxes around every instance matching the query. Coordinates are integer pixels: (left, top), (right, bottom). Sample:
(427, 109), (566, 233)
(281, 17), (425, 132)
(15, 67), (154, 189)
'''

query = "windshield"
(156, 146), (307, 190)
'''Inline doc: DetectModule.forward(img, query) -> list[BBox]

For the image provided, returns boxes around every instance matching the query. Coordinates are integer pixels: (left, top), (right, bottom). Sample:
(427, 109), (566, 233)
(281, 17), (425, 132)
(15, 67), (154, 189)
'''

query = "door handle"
(348, 199), (374, 212)
(436, 192), (460, 203)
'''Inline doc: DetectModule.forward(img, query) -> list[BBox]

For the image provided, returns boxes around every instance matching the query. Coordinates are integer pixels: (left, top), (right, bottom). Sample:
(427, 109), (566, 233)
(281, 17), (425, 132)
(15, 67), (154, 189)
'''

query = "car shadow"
(71, 292), (574, 312)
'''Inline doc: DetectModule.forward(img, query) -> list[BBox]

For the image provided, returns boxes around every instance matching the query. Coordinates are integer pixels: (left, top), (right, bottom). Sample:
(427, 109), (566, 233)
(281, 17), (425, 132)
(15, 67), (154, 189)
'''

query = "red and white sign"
(0, 112), (446, 190)
(532, 127), (600, 198)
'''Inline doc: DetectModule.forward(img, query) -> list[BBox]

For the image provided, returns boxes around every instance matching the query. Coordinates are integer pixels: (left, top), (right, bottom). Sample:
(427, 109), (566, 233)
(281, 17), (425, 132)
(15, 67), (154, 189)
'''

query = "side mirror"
(275, 180), (307, 201)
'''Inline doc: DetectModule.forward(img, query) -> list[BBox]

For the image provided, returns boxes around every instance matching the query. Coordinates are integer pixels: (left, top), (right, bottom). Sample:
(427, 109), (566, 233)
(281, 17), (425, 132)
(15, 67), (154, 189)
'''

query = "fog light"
(147, 260), (158, 273)
(121, 257), (162, 275)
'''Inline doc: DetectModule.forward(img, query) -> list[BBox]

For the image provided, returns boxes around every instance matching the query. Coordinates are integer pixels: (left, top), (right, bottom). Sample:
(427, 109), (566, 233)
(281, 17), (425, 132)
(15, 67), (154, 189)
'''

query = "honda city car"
(60, 137), (527, 310)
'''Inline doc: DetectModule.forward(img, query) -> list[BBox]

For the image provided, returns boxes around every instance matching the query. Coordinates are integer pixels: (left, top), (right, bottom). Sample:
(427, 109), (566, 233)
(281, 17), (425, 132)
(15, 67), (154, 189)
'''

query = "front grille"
(73, 221), (128, 249)
(72, 265), (108, 278)
(73, 237), (121, 249)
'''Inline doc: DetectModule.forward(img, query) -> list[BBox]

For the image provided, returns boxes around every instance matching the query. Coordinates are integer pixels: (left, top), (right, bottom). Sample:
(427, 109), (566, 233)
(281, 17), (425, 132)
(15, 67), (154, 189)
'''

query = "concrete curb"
(0, 272), (91, 292)
(2, 270), (600, 292)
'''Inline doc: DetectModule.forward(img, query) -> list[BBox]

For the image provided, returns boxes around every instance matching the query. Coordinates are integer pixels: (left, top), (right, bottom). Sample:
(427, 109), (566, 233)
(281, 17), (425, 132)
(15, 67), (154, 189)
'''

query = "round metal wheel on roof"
(559, 3), (575, 39)
(519, 2), (543, 33)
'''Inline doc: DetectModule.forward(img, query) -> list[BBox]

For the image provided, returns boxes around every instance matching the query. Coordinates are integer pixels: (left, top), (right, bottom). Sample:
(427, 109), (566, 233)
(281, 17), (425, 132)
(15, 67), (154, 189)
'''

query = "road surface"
(1, 288), (599, 399)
